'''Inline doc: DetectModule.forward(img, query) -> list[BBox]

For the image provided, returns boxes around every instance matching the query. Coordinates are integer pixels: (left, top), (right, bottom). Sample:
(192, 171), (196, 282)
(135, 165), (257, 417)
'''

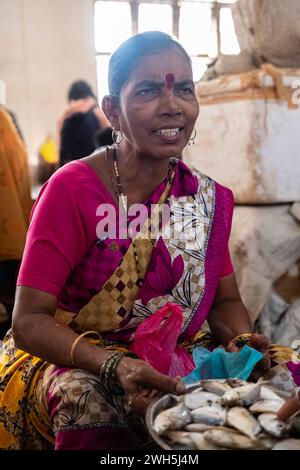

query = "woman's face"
(116, 48), (199, 160)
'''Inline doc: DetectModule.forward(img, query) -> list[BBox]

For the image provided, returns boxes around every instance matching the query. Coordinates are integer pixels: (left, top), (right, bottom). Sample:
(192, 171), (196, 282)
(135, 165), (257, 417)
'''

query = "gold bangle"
(231, 333), (252, 347)
(70, 330), (102, 367)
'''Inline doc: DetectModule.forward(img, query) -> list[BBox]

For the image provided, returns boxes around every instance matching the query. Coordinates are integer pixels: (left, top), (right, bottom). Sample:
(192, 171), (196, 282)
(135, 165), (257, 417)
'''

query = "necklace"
(105, 146), (143, 287)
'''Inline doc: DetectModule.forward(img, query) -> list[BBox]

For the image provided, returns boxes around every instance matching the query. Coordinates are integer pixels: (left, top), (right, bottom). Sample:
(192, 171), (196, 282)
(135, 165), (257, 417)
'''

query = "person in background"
(0, 106), (32, 332)
(57, 80), (111, 166)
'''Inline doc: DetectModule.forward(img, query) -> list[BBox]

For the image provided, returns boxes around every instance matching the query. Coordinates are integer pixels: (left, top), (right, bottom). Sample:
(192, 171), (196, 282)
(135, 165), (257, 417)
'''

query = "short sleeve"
(220, 244), (234, 277)
(17, 167), (91, 297)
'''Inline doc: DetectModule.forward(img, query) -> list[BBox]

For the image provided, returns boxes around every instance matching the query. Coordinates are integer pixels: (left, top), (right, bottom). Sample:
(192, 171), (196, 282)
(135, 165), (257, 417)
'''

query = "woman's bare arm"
(12, 286), (112, 374)
(207, 273), (252, 346)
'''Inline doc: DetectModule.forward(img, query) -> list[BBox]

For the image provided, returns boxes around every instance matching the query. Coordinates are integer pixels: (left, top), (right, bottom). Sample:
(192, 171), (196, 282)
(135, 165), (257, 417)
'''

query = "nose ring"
(177, 105), (183, 110)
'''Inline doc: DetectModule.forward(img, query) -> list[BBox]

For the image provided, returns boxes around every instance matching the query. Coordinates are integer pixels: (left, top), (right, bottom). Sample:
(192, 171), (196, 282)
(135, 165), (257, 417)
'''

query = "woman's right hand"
(116, 357), (185, 416)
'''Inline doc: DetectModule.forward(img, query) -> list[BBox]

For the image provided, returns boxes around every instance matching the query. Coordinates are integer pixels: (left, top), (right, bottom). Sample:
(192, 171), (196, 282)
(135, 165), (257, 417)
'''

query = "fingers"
(127, 389), (160, 417)
(226, 341), (240, 353)
(141, 367), (186, 394)
(277, 393), (300, 421)
(248, 333), (269, 350)
(117, 358), (185, 397)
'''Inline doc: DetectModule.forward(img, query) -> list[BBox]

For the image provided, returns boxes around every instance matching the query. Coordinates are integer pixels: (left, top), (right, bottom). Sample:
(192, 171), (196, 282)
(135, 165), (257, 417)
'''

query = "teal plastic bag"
(183, 345), (263, 384)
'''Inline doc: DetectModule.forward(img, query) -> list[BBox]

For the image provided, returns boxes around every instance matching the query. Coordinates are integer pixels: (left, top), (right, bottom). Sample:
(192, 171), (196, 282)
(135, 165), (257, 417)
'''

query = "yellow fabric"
(0, 331), (50, 449)
(0, 108), (32, 260)
(38, 137), (58, 164)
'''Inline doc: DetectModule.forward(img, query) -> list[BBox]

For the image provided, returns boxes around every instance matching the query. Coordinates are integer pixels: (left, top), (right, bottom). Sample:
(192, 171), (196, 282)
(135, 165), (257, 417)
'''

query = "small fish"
(201, 380), (232, 396)
(184, 391), (221, 410)
(225, 378), (246, 388)
(258, 413), (288, 438)
(166, 431), (220, 450)
(257, 433), (277, 450)
(191, 386), (204, 393)
(260, 386), (284, 402)
(273, 438), (300, 450)
(185, 423), (240, 433)
(227, 406), (261, 439)
(153, 403), (192, 436)
(222, 383), (260, 407)
(249, 399), (284, 414)
(203, 429), (261, 450)
(191, 406), (227, 426)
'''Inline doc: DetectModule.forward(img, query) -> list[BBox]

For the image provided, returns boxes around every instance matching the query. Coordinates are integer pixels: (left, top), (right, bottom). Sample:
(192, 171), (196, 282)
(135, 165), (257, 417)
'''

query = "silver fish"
(225, 378), (246, 388)
(222, 383), (261, 407)
(184, 391), (221, 410)
(153, 403), (192, 436)
(257, 433), (277, 450)
(227, 406), (261, 439)
(191, 406), (227, 426)
(273, 439), (300, 450)
(258, 413), (288, 438)
(185, 423), (240, 433)
(201, 380), (232, 396)
(203, 429), (261, 450)
(260, 386), (284, 402)
(249, 399), (284, 414)
(166, 431), (220, 450)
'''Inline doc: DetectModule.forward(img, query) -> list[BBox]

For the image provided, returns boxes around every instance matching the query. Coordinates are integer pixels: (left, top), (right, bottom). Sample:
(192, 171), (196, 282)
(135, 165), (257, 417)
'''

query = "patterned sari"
(0, 159), (294, 450)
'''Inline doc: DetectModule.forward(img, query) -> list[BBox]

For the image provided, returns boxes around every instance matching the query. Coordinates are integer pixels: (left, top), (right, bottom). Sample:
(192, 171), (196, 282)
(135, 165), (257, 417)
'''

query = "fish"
(184, 391), (221, 410)
(166, 431), (221, 450)
(260, 386), (284, 402)
(153, 403), (192, 436)
(258, 413), (288, 438)
(201, 380), (232, 396)
(227, 406), (261, 439)
(273, 438), (300, 450)
(203, 429), (261, 450)
(185, 423), (240, 433)
(257, 433), (278, 450)
(225, 378), (246, 388)
(191, 406), (227, 426)
(222, 383), (261, 407)
(249, 399), (284, 414)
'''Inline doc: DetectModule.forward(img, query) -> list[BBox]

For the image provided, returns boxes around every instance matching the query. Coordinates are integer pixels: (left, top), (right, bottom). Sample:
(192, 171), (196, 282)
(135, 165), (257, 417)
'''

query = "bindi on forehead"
(165, 73), (175, 89)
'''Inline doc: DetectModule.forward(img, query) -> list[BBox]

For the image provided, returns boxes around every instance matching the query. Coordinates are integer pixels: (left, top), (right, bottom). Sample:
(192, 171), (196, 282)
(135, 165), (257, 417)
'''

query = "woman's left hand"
(226, 333), (271, 381)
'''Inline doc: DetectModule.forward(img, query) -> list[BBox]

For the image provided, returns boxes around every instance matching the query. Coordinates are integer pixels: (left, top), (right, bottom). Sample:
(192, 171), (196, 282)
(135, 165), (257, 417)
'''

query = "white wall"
(0, 0), (97, 165)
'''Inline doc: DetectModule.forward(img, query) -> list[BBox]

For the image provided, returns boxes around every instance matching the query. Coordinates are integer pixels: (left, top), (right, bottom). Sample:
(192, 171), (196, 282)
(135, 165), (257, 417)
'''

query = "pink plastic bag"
(129, 302), (194, 376)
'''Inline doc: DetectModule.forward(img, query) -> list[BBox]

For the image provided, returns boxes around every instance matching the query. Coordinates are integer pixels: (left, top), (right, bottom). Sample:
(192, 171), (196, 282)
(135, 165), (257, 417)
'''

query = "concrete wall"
(0, 0), (96, 165)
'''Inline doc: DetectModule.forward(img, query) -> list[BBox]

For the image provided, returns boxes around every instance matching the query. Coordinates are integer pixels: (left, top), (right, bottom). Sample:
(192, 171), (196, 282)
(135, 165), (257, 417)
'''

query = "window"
(94, 0), (239, 102)
(138, 3), (172, 35)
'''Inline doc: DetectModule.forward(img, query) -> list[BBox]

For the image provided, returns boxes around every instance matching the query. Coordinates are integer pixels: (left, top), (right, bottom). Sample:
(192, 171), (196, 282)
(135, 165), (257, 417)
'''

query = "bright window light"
(220, 7), (240, 54)
(179, 2), (214, 56)
(96, 55), (110, 104)
(95, 1), (132, 53)
(191, 57), (210, 82)
(138, 3), (172, 35)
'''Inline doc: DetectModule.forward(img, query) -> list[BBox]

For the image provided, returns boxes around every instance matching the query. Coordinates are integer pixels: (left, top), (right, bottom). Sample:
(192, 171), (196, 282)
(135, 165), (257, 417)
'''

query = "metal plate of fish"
(146, 379), (299, 450)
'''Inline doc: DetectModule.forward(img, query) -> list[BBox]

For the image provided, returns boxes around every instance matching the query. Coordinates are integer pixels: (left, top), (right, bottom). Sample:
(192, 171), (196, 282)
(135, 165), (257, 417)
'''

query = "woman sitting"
(0, 31), (271, 450)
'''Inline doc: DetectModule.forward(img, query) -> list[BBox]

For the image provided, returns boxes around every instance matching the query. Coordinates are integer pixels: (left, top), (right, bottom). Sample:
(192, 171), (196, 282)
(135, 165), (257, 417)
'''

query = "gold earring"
(112, 129), (123, 146)
(188, 128), (196, 146)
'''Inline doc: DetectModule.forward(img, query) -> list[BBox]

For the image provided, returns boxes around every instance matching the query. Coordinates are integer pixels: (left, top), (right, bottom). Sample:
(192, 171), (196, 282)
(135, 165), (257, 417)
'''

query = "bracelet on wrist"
(230, 333), (252, 348)
(99, 351), (139, 395)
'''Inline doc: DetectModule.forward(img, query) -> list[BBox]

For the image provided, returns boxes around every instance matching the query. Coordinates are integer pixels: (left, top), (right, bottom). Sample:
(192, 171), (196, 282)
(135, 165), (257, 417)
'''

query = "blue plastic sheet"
(183, 345), (263, 384)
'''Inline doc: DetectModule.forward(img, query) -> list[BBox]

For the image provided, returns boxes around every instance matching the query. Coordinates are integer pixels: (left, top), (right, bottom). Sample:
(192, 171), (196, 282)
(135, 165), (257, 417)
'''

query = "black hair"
(68, 80), (96, 101)
(108, 31), (191, 101)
